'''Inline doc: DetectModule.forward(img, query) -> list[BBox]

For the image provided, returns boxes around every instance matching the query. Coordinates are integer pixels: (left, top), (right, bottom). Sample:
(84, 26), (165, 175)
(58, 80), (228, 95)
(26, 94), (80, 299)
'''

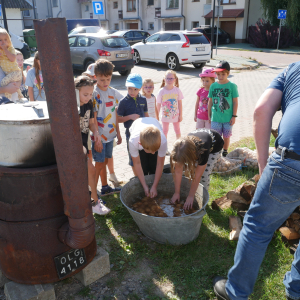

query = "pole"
(277, 19), (282, 50)
(32, 0), (37, 19)
(211, 0), (216, 59)
(216, 13), (219, 56)
(1, 0), (8, 32)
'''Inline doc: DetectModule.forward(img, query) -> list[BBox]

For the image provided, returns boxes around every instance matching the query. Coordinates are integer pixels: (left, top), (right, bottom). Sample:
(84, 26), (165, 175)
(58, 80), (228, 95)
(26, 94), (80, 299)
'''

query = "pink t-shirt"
(156, 86), (184, 123)
(196, 88), (209, 120)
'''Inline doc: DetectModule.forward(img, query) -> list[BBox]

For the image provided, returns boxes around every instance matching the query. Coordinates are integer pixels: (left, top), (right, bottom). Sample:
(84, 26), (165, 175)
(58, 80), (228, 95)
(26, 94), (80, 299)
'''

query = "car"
(192, 26), (231, 45)
(132, 30), (211, 70)
(68, 33), (134, 76)
(68, 26), (106, 36)
(112, 30), (150, 45)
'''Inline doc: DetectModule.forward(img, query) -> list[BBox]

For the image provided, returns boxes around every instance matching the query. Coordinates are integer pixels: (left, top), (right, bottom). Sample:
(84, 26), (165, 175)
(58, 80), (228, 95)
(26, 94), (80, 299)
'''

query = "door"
(124, 31), (134, 45)
(129, 23), (138, 29)
(142, 33), (160, 60)
(164, 22), (180, 31)
(68, 36), (78, 66)
(73, 36), (90, 66)
(156, 33), (180, 62)
(132, 31), (143, 45)
(221, 21), (236, 42)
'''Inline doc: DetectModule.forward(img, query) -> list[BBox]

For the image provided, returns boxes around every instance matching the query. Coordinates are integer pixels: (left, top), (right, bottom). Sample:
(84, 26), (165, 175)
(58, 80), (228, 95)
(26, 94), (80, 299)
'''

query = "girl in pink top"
(156, 70), (183, 140)
(194, 68), (216, 129)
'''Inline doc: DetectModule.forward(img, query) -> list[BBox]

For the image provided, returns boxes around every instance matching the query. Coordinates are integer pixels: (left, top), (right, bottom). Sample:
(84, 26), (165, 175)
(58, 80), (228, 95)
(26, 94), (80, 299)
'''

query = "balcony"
(118, 10), (123, 19)
(155, 7), (161, 18)
(78, 0), (91, 3)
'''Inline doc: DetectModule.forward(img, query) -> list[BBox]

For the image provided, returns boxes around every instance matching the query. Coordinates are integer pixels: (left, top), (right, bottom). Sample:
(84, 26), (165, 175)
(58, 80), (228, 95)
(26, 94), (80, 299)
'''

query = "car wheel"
(225, 37), (230, 44)
(192, 62), (206, 69)
(119, 70), (131, 76)
(167, 54), (180, 70)
(84, 60), (94, 71)
(133, 50), (142, 65)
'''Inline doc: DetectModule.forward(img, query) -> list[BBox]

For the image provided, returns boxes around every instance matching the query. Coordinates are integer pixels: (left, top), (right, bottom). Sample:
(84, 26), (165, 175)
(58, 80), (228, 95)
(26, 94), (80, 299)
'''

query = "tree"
(260, 0), (300, 33)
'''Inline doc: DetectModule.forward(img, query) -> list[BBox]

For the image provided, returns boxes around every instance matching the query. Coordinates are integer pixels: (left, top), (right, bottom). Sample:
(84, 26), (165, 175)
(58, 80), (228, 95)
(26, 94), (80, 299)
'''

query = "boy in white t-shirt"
(129, 117), (167, 198)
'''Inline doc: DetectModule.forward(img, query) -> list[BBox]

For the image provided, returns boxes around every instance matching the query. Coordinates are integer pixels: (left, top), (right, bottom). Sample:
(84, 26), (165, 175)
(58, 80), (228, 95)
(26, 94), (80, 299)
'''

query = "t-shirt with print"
(80, 100), (93, 152)
(188, 129), (224, 165)
(267, 62), (300, 154)
(208, 81), (239, 123)
(25, 68), (46, 101)
(196, 88), (209, 120)
(117, 94), (148, 138)
(129, 117), (168, 158)
(92, 86), (123, 143)
(156, 86), (183, 123)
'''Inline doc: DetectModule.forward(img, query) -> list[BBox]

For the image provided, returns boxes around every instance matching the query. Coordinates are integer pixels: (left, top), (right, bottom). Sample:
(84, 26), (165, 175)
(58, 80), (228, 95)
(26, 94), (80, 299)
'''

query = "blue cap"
(125, 73), (143, 89)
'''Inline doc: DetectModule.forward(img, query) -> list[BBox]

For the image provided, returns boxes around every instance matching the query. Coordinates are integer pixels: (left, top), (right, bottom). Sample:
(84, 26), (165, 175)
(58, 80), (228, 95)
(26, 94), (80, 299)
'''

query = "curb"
(218, 46), (300, 55)
(206, 61), (260, 70)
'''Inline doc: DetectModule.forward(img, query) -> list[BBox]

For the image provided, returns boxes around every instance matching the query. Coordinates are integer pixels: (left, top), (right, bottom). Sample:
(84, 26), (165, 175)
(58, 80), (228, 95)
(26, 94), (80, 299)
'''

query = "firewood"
(271, 128), (278, 139)
(229, 216), (243, 240)
(286, 218), (295, 228)
(240, 184), (255, 202)
(251, 174), (260, 184)
(212, 197), (248, 211)
(279, 227), (300, 240)
(291, 213), (300, 220)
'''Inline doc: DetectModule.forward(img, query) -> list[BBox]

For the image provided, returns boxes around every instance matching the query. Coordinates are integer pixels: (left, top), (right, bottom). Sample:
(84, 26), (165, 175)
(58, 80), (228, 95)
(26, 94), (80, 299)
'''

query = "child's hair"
(94, 59), (114, 77)
(200, 76), (215, 88)
(141, 78), (154, 96)
(33, 51), (43, 97)
(160, 70), (179, 88)
(74, 75), (97, 89)
(140, 125), (161, 152)
(170, 136), (205, 180)
(0, 28), (12, 47)
(216, 70), (230, 75)
(15, 50), (23, 56)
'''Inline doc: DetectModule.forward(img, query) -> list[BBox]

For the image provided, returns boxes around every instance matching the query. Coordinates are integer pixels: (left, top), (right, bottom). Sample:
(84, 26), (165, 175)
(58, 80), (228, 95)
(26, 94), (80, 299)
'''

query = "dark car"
(112, 30), (150, 45)
(192, 26), (231, 45)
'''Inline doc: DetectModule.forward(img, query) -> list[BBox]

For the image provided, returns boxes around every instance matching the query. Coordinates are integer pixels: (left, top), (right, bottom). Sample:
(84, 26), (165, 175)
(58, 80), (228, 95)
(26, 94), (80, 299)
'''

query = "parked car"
(192, 26), (231, 45)
(112, 30), (150, 45)
(68, 26), (116, 36)
(132, 31), (211, 70)
(66, 19), (100, 33)
(68, 33), (134, 76)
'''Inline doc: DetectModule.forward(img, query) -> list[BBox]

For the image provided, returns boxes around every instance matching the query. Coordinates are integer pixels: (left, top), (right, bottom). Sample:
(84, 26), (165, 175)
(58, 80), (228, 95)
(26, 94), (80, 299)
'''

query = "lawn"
(72, 135), (292, 300)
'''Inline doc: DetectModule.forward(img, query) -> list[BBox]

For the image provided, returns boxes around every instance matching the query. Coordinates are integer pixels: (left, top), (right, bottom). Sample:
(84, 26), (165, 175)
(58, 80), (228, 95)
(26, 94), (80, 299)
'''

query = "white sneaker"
(92, 200), (111, 215)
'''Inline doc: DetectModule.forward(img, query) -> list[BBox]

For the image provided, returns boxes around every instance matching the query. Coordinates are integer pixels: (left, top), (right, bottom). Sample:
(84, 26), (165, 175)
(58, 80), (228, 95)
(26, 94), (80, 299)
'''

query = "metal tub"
(120, 174), (209, 245)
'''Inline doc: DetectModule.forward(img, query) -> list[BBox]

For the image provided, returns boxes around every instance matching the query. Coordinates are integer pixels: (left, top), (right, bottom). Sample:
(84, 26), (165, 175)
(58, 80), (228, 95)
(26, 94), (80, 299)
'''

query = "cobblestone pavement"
(100, 63), (285, 188)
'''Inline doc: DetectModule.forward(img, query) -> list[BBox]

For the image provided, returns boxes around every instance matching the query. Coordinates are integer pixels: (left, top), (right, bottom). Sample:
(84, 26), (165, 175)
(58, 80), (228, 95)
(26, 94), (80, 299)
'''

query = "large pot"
(0, 101), (56, 168)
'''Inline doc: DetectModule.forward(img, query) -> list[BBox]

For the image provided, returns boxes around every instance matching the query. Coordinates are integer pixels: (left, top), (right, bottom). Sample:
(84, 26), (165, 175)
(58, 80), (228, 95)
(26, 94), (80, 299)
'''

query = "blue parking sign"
(0, 5), (2, 17)
(278, 9), (287, 19)
(93, 1), (104, 15)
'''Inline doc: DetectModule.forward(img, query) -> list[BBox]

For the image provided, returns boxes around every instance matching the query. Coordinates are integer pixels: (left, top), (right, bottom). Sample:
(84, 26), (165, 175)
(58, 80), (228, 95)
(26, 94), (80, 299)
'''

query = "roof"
(4, 0), (32, 10)
(204, 9), (244, 19)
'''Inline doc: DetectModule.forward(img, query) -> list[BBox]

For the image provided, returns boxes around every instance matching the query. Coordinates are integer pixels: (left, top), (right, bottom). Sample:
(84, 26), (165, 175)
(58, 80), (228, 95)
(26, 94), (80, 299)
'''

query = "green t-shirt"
(208, 81), (239, 123)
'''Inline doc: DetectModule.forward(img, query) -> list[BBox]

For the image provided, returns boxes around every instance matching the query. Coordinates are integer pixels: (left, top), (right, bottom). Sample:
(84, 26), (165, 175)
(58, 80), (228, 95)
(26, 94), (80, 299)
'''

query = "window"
(192, 21), (199, 28)
(124, 31), (134, 38)
(134, 31), (143, 38)
(52, 0), (58, 7)
(192, 0), (200, 1)
(221, 0), (236, 4)
(127, 0), (136, 11)
(90, 13), (93, 18)
(141, 32), (150, 37)
(167, 0), (179, 9)
(23, 10), (30, 17)
(101, 37), (129, 48)
(148, 0), (154, 5)
(186, 34), (210, 44)
(68, 37), (77, 47)
(113, 2), (118, 9)
(89, 39), (95, 46)
(159, 33), (180, 41)
(148, 22), (154, 30)
(85, 5), (89, 11)
(146, 33), (160, 43)
(114, 23), (119, 30)
(78, 37), (89, 47)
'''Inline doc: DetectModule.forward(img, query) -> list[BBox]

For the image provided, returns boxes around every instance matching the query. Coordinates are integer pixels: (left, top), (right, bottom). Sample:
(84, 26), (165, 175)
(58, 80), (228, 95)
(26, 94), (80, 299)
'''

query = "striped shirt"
(145, 94), (156, 118)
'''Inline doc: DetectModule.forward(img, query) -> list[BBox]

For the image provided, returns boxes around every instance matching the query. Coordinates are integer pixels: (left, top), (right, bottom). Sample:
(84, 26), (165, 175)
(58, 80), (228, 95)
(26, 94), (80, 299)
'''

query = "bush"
(248, 19), (294, 48)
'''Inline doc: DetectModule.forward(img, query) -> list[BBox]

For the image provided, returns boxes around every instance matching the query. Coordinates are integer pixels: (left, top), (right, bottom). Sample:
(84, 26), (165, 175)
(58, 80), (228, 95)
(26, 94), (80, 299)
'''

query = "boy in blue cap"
(117, 73), (149, 172)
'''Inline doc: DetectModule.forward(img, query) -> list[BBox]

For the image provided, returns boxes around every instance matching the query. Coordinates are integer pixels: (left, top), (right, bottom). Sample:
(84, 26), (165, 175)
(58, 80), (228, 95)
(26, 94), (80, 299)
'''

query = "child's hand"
(131, 114), (140, 121)
(150, 186), (157, 198)
(143, 185), (150, 197)
(171, 193), (180, 204)
(179, 115), (183, 122)
(94, 140), (103, 153)
(230, 117), (236, 126)
(93, 132), (101, 144)
(194, 116), (197, 122)
(117, 133), (122, 145)
(183, 196), (194, 210)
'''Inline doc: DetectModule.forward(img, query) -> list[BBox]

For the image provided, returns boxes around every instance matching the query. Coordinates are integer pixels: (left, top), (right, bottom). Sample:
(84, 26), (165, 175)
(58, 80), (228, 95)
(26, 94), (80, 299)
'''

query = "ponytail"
(33, 51), (42, 97)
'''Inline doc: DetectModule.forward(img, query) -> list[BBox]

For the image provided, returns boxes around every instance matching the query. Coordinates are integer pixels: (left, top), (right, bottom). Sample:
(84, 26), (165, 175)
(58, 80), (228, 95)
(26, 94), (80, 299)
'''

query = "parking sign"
(278, 9), (287, 19)
(0, 5), (2, 17)
(93, 1), (104, 15)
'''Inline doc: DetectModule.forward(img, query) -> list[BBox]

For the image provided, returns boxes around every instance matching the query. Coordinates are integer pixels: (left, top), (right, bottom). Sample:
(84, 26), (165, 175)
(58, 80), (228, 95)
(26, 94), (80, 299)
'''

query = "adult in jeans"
(213, 62), (300, 300)
(0, 66), (19, 101)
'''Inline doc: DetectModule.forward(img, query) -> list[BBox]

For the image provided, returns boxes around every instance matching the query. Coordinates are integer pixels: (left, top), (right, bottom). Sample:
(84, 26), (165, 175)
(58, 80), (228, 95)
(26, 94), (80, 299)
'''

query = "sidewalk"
(218, 42), (300, 55)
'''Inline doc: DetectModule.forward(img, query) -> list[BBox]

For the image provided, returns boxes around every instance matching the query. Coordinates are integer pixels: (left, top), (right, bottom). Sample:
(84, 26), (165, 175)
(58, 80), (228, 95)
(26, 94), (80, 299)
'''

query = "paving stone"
(75, 247), (110, 286)
(0, 269), (10, 288)
(4, 282), (55, 300)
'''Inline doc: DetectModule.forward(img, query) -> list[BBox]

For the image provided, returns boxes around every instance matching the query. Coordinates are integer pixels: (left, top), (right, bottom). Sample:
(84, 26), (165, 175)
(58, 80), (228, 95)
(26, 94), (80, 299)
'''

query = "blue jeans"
(226, 148), (300, 300)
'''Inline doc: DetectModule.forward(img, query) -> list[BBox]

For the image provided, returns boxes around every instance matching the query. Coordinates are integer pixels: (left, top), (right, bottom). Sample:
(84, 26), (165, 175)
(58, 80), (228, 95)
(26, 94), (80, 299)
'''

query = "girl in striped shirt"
(142, 78), (158, 120)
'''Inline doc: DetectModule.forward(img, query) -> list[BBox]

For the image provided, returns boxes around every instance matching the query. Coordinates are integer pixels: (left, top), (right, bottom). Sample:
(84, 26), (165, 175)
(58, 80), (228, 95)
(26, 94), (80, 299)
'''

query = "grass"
(77, 135), (291, 299)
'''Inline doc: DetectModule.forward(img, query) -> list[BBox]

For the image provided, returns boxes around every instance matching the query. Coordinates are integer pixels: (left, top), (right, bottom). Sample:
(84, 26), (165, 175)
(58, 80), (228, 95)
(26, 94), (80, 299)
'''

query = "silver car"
(68, 33), (134, 76)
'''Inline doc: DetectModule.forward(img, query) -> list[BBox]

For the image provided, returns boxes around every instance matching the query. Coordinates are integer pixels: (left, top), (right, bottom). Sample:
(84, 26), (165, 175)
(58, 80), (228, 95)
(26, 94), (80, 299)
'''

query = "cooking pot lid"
(0, 101), (50, 121)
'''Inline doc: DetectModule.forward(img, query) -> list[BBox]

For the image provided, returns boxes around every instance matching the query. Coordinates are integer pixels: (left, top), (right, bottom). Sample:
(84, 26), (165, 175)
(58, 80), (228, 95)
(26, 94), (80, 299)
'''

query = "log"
(229, 216), (243, 240)
(240, 184), (255, 203)
(211, 197), (248, 211)
(291, 213), (300, 220)
(279, 227), (300, 240)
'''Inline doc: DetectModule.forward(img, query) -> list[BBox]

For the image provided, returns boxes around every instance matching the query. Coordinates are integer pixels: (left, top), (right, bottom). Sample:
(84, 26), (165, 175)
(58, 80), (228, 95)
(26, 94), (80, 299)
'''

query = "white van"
(9, 31), (31, 59)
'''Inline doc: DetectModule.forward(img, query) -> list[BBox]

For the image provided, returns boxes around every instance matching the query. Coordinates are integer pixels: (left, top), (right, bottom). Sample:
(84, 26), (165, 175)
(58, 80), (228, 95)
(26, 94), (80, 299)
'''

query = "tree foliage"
(260, 0), (300, 33)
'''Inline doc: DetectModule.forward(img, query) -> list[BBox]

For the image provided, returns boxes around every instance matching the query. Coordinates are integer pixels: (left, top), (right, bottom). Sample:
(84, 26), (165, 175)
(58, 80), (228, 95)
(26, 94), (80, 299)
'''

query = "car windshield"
(101, 37), (129, 48)
(186, 34), (210, 44)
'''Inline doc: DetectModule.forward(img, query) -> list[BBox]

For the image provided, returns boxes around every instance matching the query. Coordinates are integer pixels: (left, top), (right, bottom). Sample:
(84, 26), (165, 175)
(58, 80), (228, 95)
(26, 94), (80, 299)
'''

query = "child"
(156, 70), (183, 142)
(25, 51), (46, 101)
(75, 75), (110, 215)
(16, 50), (28, 99)
(0, 28), (23, 100)
(117, 73), (149, 171)
(142, 78), (158, 120)
(91, 59), (122, 196)
(82, 63), (122, 187)
(194, 68), (216, 129)
(170, 129), (224, 209)
(208, 61), (239, 157)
